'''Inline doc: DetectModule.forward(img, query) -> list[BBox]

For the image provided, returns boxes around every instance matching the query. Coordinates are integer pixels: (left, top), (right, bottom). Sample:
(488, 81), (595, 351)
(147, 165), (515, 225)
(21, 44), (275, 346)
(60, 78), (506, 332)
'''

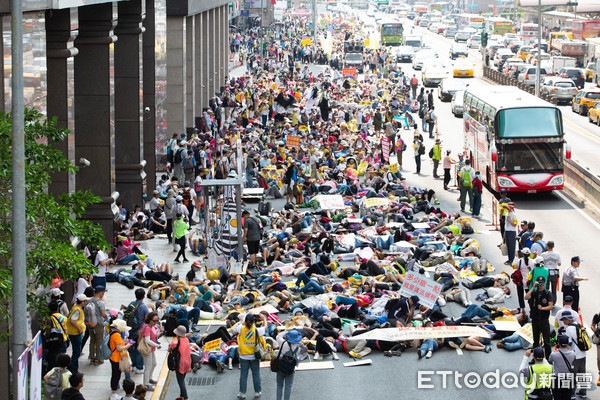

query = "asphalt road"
(164, 19), (600, 400)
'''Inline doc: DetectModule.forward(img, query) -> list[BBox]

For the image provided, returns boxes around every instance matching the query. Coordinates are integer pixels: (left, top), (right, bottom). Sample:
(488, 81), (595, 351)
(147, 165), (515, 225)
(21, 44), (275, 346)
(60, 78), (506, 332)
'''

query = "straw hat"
(111, 319), (131, 333)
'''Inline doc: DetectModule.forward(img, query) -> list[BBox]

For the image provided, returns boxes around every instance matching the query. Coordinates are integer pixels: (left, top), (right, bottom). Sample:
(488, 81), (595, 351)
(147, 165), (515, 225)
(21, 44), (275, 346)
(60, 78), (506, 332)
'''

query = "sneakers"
(384, 350), (393, 357)
(228, 363), (233, 370)
(425, 350), (433, 359)
(254, 393), (262, 398)
(332, 352), (339, 360)
(447, 341), (459, 350)
(237, 394), (246, 400)
(132, 367), (144, 374)
(193, 363), (201, 373)
(149, 379), (157, 385)
(313, 352), (321, 360)
(145, 385), (155, 391)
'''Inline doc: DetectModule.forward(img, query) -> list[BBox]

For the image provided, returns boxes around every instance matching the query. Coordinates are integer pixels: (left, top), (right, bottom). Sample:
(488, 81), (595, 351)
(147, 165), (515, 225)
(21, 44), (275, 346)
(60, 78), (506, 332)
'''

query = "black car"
(559, 68), (585, 89)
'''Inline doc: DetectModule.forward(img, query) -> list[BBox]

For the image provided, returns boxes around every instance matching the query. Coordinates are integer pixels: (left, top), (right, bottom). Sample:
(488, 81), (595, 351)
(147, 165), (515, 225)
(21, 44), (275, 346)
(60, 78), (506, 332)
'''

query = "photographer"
(173, 213), (190, 263)
(525, 276), (554, 359)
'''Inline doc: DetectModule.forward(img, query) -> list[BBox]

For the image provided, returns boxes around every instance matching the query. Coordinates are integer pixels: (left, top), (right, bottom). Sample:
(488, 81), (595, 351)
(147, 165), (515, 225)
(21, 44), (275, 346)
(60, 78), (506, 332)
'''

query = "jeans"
(117, 253), (142, 264)
(298, 280), (324, 294)
(129, 334), (144, 370)
(276, 371), (295, 400)
(116, 269), (145, 287)
(256, 275), (273, 290)
(500, 333), (524, 351)
(239, 359), (261, 394)
(461, 304), (491, 319)
(176, 308), (200, 325)
(415, 155), (421, 173)
(68, 333), (83, 372)
(472, 192), (482, 216)
(336, 296), (357, 306)
(420, 338), (439, 355)
(176, 371), (188, 399)
(376, 235), (394, 250)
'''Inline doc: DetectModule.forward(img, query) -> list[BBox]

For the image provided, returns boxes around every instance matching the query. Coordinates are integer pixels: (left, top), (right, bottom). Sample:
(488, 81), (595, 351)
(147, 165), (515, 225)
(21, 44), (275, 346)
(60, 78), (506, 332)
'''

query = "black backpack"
(164, 312), (179, 336)
(123, 301), (141, 332)
(274, 340), (298, 375)
(167, 338), (181, 371)
(428, 147), (434, 159)
(43, 315), (66, 351)
(174, 148), (184, 164)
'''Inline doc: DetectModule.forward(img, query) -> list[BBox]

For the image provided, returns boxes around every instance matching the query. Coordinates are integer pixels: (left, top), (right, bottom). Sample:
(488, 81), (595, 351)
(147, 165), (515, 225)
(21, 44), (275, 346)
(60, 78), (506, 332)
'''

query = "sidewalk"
(79, 235), (201, 400)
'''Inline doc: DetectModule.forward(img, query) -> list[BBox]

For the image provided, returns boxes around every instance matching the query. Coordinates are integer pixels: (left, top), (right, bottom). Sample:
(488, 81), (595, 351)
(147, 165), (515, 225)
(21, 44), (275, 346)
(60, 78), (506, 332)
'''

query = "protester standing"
(471, 171), (483, 217)
(503, 202), (518, 266)
(173, 213), (190, 263)
(561, 256), (587, 311)
(548, 336), (575, 400)
(231, 314), (268, 399)
(89, 286), (108, 365)
(458, 159), (474, 213)
(541, 241), (561, 302)
(275, 329), (305, 400)
(442, 149), (455, 190)
(562, 314), (589, 398)
(67, 294), (90, 373)
(140, 312), (161, 390)
(431, 139), (442, 178)
(591, 312), (600, 386)
(109, 320), (133, 400)
(170, 326), (192, 400)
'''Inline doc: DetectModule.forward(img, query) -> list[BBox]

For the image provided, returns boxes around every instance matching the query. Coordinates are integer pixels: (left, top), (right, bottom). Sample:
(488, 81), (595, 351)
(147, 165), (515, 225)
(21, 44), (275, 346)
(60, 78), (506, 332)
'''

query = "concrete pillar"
(46, 8), (78, 197)
(214, 6), (221, 93)
(222, 5), (229, 86)
(210, 8), (218, 98)
(201, 11), (210, 114)
(74, 3), (119, 243)
(167, 15), (186, 133)
(114, 0), (146, 211)
(143, 0), (157, 192)
(185, 15), (195, 133)
(194, 12), (203, 125)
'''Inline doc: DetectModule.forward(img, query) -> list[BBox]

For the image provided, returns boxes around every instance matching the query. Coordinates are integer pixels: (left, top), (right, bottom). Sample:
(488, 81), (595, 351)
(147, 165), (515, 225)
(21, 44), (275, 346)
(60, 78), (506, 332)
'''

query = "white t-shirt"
(72, 277), (90, 304)
(564, 324), (586, 359)
(505, 211), (518, 232)
(94, 251), (108, 276)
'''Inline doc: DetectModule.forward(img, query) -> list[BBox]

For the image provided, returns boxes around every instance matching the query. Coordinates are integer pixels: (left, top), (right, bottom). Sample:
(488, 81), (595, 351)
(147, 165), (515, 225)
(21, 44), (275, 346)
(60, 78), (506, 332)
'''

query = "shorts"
(247, 240), (260, 255)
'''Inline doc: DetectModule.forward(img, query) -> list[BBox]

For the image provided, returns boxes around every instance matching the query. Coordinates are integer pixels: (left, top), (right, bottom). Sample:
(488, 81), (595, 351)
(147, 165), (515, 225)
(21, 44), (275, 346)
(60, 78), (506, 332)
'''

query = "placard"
(207, 248), (218, 269)
(342, 68), (357, 77)
(30, 332), (43, 400)
(364, 197), (390, 208)
(381, 136), (390, 163)
(516, 323), (534, 343)
(203, 338), (221, 352)
(286, 135), (301, 148)
(399, 272), (443, 309)
(353, 325), (491, 341)
(316, 194), (345, 210)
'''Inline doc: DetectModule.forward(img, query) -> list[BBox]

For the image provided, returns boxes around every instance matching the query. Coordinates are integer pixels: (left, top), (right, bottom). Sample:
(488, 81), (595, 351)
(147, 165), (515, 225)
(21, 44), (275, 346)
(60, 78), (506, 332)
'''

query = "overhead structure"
(517, 0), (600, 13)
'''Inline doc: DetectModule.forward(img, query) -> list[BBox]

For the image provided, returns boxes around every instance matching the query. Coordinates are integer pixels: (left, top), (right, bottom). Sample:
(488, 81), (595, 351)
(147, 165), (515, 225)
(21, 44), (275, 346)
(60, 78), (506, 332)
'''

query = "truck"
(552, 39), (587, 64)
(548, 31), (573, 49)
(540, 56), (577, 75)
(344, 42), (364, 73)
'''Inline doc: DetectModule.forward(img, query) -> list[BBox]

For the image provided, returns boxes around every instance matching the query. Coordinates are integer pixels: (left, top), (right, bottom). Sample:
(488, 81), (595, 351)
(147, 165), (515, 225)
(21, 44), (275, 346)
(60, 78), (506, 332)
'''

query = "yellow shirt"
(66, 304), (86, 335)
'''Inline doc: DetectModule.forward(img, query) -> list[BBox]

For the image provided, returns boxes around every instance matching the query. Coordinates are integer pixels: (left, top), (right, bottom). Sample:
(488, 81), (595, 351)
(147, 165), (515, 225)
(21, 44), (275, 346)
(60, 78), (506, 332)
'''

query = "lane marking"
(555, 191), (600, 231)
(456, 348), (463, 356)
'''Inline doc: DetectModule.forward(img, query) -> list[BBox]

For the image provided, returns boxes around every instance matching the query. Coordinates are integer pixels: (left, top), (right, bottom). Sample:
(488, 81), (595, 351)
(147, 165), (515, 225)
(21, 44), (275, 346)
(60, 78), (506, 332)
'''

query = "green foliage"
(0, 108), (108, 343)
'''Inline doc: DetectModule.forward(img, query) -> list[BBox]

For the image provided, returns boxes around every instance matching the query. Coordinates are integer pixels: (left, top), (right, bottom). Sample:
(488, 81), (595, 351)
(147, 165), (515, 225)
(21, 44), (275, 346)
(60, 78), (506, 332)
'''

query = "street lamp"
(535, 0), (541, 96)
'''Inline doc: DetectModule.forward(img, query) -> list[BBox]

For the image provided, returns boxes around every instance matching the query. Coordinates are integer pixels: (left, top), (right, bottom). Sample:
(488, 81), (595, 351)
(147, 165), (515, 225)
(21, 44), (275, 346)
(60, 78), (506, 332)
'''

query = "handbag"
(137, 325), (152, 356)
(500, 243), (508, 256)
(119, 351), (131, 373)
(592, 330), (600, 345)
(254, 329), (268, 361)
(270, 341), (284, 372)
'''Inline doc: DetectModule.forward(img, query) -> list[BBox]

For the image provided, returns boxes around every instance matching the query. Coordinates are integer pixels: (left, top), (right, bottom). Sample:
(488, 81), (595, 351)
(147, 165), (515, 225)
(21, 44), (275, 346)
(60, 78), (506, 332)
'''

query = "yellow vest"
(525, 363), (553, 399)
(239, 326), (257, 356)
(66, 304), (86, 335)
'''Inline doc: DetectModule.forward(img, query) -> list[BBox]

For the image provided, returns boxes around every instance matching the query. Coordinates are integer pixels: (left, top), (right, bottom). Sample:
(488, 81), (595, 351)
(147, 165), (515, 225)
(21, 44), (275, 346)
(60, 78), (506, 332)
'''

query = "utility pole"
(10, 0), (27, 399)
(312, 0), (317, 40)
(535, 0), (541, 96)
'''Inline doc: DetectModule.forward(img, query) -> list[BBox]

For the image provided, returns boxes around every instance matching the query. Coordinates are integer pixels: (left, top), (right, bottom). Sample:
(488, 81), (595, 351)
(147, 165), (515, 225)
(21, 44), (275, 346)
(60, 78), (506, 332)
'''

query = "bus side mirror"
(565, 142), (571, 159)
(491, 144), (498, 162)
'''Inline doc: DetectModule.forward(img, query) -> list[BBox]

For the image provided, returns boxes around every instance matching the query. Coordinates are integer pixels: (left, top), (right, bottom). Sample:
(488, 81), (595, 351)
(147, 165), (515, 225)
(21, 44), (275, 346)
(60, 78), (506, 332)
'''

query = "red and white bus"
(463, 86), (570, 193)
(571, 20), (600, 40)
(519, 23), (538, 44)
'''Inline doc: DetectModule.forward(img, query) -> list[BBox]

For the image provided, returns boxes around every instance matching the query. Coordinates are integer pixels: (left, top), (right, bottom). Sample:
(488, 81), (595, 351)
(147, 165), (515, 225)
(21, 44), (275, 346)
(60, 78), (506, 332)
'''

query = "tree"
(0, 108), (108, 343)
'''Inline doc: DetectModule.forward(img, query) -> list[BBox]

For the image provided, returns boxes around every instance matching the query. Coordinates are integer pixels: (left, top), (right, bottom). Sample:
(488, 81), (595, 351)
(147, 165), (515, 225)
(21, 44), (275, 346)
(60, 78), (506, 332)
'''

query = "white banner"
(353, 326), (491, 341)
(399, 272), (443, 309)
(316, 195), (345, 210)
(17, 350), (28, 400)
(30, 331), (43, 400)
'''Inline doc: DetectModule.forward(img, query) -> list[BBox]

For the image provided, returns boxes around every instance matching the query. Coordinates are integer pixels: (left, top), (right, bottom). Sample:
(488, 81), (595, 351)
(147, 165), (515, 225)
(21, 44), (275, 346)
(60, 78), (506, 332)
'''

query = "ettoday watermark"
(417, 370), (593, 390)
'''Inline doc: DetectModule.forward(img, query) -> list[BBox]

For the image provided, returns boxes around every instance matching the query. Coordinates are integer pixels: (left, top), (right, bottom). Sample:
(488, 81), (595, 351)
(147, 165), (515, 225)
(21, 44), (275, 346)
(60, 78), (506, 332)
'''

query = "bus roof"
(465, 85), (555, 111)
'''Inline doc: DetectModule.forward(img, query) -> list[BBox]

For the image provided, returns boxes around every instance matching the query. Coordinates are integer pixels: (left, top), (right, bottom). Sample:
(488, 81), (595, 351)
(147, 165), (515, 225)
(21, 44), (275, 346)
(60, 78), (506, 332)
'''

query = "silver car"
(518, 66), (548, 86)
(451, 90), (465, 117)
(540, 77), (578, 104)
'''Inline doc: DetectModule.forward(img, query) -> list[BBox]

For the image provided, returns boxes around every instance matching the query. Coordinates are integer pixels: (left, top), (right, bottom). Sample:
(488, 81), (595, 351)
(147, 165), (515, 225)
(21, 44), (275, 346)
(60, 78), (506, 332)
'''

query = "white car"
(467, 34), (481, 49)
(412, 49), (438, 70)
(422, 63), (447, 87)
(451, 90), (465, 117)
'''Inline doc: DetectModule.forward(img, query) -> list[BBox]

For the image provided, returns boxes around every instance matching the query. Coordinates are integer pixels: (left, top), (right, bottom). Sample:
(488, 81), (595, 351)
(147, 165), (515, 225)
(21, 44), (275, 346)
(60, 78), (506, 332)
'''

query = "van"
(404, 36), (422, 50)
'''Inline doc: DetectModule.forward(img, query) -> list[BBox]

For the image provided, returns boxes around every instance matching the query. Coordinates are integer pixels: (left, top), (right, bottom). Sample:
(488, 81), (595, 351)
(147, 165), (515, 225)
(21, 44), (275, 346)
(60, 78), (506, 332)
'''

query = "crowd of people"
(38, 10), (599, 400)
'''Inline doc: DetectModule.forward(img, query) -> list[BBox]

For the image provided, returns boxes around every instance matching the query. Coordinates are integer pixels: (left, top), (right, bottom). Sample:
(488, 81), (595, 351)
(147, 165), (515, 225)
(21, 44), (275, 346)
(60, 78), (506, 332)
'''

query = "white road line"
(555, 191), (600, 231)
(456, 348), (463, 356)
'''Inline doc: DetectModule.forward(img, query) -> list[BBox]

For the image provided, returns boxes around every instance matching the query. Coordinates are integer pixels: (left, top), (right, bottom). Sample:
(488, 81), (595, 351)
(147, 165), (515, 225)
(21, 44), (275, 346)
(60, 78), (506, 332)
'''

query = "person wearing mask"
(140, 312), (162, 390)
(519, 347), (553, 400)
(275, 329), (305, 400)
(231, 313), (269, 399)
(458, 159), (474, 213)
(562, 256), (588, 312)
(541, 241), (561, 301)
(525, 276), (554, 359)
(431, 139), (442, 178)
(471, 171), (483, 217)
(561, 314), (589, 398)
(61, 372), (86, 400)
(548, 335), (576, 400)
(108, 320), (133, 400)
(173, 213), (190, 263)
(170, 326), (192, 400)
(67, 294), (90, 373)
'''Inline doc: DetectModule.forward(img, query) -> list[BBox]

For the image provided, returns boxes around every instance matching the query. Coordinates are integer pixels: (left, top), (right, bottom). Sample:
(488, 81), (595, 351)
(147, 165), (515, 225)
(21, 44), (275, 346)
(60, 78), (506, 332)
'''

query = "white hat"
(111, 319), (131, 333)
(521, 248), (531, 255)
(50, 288), (64, 296)
(76, 293), (90, 302)
(176, 195), (183, 201)
(534, 256), (544, 265)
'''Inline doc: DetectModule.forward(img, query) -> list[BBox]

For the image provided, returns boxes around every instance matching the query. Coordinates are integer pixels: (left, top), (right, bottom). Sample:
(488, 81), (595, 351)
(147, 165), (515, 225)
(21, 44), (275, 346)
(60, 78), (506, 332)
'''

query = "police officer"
(561, 256), (588, 312)
(525, 276), (554, 359)
(519, 347), (553, 400)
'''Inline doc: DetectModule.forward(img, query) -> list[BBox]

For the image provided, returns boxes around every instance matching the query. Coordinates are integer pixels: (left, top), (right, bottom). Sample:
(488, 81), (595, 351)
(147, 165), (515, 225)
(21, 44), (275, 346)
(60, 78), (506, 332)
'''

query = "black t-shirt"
(592, 313), (600, 327)
(367, 260), (386, 276)
(305, 262), (328, 277)
(186, 269), (197, 284)
(528, 289), (553, 320)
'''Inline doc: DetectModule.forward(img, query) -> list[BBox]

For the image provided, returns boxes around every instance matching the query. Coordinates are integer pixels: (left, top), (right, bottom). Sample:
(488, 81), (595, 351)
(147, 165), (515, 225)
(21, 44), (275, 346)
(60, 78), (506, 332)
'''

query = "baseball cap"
(536, 276), (546, 282)
(176, 195), (183, 201)
(564, 295), (574, 303)
(50, 288), (64, 297)
(560, 314), (575, 321)
(533, 347), (545, 359)
(410, 295), (420, 305)
(76, 294), (90, 302)
(558, 335), (569, 346)
(521, 248), (531, 255)
(571, 256), (581, 263)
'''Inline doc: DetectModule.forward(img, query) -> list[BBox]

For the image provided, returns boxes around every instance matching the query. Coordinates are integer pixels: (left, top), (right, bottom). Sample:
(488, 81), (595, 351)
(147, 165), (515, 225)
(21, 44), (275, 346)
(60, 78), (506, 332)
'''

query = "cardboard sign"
(316, 194), (345, 210)
(353, 326), (491, 341)
(399, 272), (443, 309)
(203, 338), (221, 352)
(381, 136), (390, 163)
(364, 197), (390, 208)
(286, 135), (301, 148)
(301, 38), (312, 46)
(342, 68), (357, 77)
(516, 323), (534, 343)
(493, 319), (521, 332)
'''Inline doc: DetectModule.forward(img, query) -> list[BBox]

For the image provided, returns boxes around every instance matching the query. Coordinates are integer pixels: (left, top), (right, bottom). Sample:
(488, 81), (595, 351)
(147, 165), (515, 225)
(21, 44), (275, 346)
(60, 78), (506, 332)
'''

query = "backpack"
(428, 147), (434, 159)
(462, 167), (473, 187)
(182, 189), (192, 207)
(45, 368), (67, 400)
(418, 143), (425, 155)
(425, 111), (432, 122)
(174, 148), (184, 164)
(164, 312), (179, 336)
(84, 300), (98, 326)
(278, 342), (298, 375)
(123, 301), (141, 332)
(183, 157), (195, 174)
(570, 323), (592, 351)
(167, 339), (181, 371)
(43, 315), (66, 351)
(99, 331), (119, 360)
(418, 107), (425, 119)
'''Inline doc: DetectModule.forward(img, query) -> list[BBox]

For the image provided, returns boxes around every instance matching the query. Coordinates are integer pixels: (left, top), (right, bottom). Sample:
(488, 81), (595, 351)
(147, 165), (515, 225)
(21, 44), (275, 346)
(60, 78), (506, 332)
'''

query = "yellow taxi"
(453, 57), (475, 78)
(572, 89), (600, 115)
(517, 45), (534, 61)
(589, 102), (600, 125)
(585, 62), (594, 82)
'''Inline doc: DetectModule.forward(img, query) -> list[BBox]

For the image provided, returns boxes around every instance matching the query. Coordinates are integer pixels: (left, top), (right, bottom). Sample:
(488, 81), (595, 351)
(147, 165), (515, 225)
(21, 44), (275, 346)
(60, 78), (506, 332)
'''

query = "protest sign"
(516, 323), (534, 343)
(381, 136), (390, 162)
(353, 326), (491, 341)
(286, 135), (301, 148)
(203, 338), (221, 352)
(399, 272), (443, 309)
(342, 68), (357, 77)
(364, 197), (390, 208)
(316, 195), (345, 210)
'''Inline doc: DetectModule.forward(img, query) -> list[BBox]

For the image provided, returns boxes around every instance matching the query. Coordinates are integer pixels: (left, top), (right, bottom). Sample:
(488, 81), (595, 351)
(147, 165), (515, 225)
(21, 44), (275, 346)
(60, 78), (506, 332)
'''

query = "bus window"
(497, 108), (562, 137)
(497, 143), (562, 172)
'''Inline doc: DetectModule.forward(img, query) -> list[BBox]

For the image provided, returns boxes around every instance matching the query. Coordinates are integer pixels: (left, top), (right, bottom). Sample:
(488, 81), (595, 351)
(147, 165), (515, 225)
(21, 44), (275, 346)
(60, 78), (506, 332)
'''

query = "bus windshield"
(381, 25), (403, 36)
(497, 108), (562, 138)
(497, 142), (563, 172)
